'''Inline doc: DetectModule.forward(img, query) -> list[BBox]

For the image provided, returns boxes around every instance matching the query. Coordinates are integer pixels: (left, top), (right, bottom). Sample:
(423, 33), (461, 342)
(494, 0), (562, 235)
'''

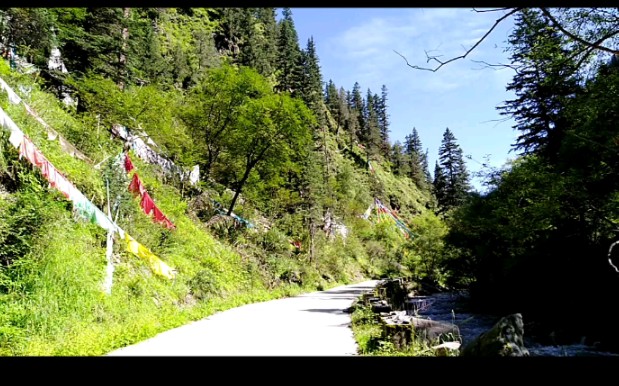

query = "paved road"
(106, 280), (379, 356)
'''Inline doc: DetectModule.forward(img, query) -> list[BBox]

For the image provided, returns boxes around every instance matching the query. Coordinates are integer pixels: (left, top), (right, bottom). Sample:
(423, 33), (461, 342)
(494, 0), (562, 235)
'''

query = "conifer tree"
(404, 127), (428, 191)
(299, 36), (323, 111)
(498, 8), (582, 162)
(364, 89), (382, 158)
(377, 84), (390, 157)
(350, 82), (365, 143)
(275, 8), (303, 95)
(435, 128), (470, 212)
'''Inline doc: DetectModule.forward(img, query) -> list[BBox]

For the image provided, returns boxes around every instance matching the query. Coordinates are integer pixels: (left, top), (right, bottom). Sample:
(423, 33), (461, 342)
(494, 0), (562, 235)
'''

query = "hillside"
(0, 50), (436, 355)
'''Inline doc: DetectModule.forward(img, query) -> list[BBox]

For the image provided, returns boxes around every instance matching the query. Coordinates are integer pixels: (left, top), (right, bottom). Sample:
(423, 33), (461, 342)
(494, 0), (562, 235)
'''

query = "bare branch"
(395, 7), (522, 72)
(471, 59), (523, 74)
(473, 7), (511, 13)
(540, 8), (619, 55)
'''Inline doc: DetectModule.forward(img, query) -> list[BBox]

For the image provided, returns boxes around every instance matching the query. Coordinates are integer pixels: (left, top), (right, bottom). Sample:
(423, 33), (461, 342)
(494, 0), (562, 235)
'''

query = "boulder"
(432, 341), (461, 356)
(376, 278), (408, 310)
(380, 314), (460, 348)
(410, 317), (461, 342)
(371, 300), (392, 313)
(460, 313), (530, 357)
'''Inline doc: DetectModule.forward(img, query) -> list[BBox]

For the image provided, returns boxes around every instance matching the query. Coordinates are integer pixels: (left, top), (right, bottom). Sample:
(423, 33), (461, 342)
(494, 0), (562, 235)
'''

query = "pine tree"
(299, 36), (323, 111)
(498, 8), (582, 162)
(255, 8), (278, 76)
(433, 161), (447, 212)
(422, 148), (432, 186)
(390, 141), (409, 176)
(214, 8), (252, 62)
(83, 8), (126, 84)
(364, 89), (382, 158)
(350, 82), (365, 144)
(435, 128), (470, 212)
(131, 9), (168, 87)
(1, 8), (55, 68)
(344, 89), (360, 148)
(404, 127), (427, 191)
(325, 79), (339, 112)
(275, 8), (303, 95)
(377, 84), (390, 157)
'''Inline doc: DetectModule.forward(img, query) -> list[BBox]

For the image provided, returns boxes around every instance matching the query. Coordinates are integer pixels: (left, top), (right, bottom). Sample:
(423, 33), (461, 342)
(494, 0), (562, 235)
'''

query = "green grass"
(350, 300), (458, 357)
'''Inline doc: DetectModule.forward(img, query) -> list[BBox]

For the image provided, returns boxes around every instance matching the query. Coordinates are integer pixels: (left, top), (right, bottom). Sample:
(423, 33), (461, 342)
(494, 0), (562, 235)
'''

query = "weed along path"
(107, 280), (379, 356)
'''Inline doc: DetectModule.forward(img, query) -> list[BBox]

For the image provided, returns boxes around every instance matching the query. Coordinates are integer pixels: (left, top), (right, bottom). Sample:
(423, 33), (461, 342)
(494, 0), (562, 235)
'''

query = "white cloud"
(326, 8), (515, 94)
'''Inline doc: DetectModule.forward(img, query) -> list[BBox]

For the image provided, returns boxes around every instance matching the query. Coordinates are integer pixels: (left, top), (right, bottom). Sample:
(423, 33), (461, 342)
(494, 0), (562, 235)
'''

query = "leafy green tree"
(222, 91), (316, 215)
(180, 64), (272, 179)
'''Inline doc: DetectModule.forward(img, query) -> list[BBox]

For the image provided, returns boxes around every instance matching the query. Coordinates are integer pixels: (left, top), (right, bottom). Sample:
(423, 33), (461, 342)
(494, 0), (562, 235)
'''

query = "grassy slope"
(0, 60), (431, 356)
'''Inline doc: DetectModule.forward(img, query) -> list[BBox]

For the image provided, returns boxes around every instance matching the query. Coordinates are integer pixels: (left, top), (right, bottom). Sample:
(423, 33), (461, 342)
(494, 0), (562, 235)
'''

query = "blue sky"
(286, 8), (519, 191)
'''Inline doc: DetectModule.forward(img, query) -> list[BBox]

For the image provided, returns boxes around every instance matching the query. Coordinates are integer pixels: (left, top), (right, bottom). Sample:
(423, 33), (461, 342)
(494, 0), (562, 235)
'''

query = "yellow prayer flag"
(124, 233), (176, 279)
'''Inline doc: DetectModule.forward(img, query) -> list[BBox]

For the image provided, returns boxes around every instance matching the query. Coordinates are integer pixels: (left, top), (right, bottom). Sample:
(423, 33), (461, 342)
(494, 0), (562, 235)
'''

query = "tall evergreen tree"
(0, 8), (55, 68)
(350, 82), (365, 143)
(214, 8), (251, 62)
(421, 148), (432, 186)
(336, 86), (350, 139)
(404, 127), (427, 191)
(436, 128), (470, 212)
(344, 89), (360, 147)
(377, 84), (390, 157)
(433, 161), (447, 211)
(299, 36), (323, 111)
(325, 79), (339, 113)
(364, 89), (382, 158)
(275, 8), (303, 95)
(498, 8), (582, 162)
(390, 141), (409, 176)
(242, 8), (279, 77)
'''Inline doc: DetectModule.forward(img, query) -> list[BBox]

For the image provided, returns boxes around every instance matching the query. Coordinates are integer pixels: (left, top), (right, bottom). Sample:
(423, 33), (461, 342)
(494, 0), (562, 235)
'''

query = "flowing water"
(413, 291), (619, 357)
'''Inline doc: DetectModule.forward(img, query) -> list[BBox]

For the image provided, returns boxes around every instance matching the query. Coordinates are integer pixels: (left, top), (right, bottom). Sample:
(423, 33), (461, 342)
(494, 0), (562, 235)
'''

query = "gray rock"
(460, 313), (530, 357)
(381, 316), (460, 348)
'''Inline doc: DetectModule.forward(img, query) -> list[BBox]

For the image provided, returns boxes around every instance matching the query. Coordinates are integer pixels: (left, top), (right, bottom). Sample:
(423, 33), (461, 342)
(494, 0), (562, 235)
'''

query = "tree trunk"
(118, 7), (130, 91)
(227, 142), (271, 216)
(309, 220), (316, 265)
(227, 163), (253, 216)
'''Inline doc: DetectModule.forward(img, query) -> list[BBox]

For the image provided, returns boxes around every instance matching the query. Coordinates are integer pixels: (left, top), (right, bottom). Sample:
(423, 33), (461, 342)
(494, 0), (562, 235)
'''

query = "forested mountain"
(1, 7), (618, 356)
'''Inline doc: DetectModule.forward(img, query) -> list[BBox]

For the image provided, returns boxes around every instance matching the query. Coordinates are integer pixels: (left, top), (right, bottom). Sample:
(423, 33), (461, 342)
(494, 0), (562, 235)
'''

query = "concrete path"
(106, 280), (379, 356)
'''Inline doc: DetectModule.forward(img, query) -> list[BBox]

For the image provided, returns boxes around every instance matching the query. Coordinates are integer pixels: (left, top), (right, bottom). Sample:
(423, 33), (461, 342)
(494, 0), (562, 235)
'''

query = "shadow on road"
(301, 308), (346, 315)
(323, 288), (374, 295)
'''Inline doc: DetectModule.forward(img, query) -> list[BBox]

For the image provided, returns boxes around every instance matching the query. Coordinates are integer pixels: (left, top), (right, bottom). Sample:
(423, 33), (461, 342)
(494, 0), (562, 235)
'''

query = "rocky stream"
(415, 290), (619, 357)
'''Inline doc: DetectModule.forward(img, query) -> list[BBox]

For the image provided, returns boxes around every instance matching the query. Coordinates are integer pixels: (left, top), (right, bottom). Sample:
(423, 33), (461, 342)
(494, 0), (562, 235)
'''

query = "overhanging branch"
(394, 7), (521, 72)
(471, 59), (523, 74)
(540, 8), (619, 55)
(472, 8), (512, 13)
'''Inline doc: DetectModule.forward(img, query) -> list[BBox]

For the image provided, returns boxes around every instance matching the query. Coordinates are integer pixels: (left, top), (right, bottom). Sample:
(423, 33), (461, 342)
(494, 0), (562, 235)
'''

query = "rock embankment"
(353, 278), (531, 357)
